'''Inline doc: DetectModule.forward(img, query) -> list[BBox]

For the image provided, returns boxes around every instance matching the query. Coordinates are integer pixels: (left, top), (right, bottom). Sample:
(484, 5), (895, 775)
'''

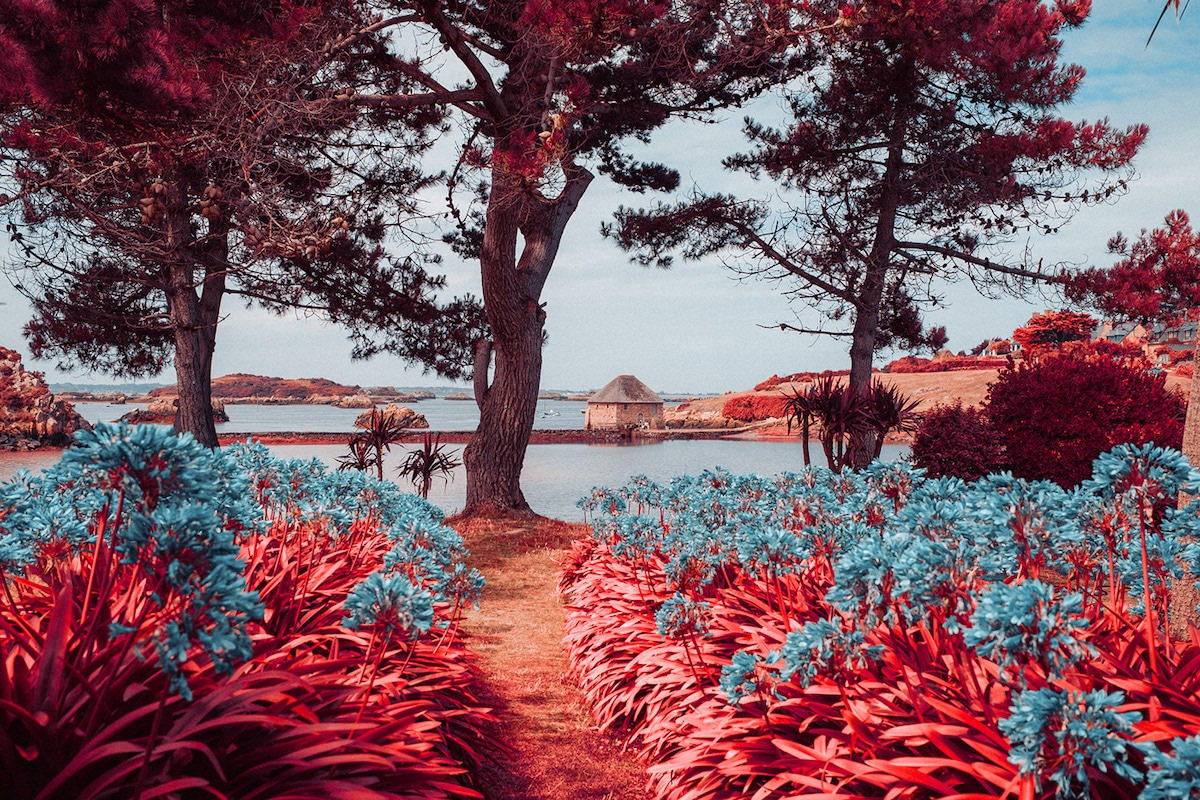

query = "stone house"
(585, 375), (664, 431)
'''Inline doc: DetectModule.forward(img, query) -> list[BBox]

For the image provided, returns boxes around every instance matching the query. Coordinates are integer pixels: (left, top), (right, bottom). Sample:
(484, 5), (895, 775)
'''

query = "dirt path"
(452, 517), (650, 800)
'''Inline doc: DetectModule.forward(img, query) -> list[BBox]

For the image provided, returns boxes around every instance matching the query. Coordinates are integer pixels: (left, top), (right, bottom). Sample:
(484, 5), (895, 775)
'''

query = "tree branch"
(350, 89), (489, 121)
(768, 322), (854, 337)
(726, 216), (858, 304)
(419, 3), (508, 120)
(895, 240), (1066, 283)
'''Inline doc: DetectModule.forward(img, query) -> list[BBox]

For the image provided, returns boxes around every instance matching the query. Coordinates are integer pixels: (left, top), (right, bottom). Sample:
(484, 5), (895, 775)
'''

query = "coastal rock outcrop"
(353, 404), (429, 429)
(0, 346), (92, 448)
(119, 397), (229, 425)
(663, 402), (739, 429)
(148, 373), (363, 405)
(331, 393), (375, 409)
(365, 387), (434, 403)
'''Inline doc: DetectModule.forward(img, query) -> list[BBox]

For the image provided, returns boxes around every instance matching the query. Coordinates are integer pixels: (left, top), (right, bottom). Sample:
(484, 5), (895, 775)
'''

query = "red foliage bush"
(1011, 310), (1097, 352)
(987, 352), (1184, 487)
(1169, 347), (1194, 365)
(885, 355), (1009, 373)
(720, 392), (792, 422)
(910, 402), (1004, 481)
(751, 370), (850, 391)
(1176, 361), (1194, 378)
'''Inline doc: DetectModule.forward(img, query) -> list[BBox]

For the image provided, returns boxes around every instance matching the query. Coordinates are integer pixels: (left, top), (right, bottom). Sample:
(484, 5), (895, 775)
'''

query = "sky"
(2, 4), (1199, 395)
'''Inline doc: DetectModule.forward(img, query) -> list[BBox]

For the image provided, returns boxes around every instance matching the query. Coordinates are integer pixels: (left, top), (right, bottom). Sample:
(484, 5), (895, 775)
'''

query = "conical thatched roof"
(588, 375), (663, 405)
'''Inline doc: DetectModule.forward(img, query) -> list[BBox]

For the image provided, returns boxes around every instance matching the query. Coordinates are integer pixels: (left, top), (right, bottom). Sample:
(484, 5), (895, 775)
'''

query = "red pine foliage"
(1067, 210), (1200, 326)
(1011, 310), (1098, 354)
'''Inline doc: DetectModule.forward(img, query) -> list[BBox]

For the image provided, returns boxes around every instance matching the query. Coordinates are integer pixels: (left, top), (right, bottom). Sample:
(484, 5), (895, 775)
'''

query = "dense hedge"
(720, 392), (793, 422)
(564, 454), (1200, 799)
(885, 355), (1009, 373)
(912, 352), (1185, 488)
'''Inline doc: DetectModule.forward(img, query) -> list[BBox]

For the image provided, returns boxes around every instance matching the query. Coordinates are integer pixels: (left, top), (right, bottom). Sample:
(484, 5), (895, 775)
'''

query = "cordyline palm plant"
(336, 435), (374, 473)
(344, 406), (407, 480)
(786, 377), (920, 470)
(396, 434), (461, 499)
(865, 380), (922, 459)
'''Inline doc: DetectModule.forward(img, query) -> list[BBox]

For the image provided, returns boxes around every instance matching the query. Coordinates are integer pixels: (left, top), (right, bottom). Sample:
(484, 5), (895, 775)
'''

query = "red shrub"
(720, 393), (792, 422)
(884, 355), (1009, 373)
(752, 371), (851, 391)
(1176, 361), (1195, 378)
(884, 355), (931, 372)
(911, 402), (1004, 481)
(987, 352), (1184, 487)
(1168, 347), (1195, 365)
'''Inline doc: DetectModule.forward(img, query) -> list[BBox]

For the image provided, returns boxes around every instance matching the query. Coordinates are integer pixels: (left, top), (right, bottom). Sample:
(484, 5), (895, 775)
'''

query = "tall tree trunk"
(1183, 338), (1200, 466)
(163, 198), (227, 448)
(848, 59), (912, 469)
(462, 165), (592, 516)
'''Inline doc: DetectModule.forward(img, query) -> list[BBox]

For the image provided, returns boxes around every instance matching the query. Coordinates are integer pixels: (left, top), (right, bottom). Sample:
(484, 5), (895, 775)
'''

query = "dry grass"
(449, 515), (650, 800)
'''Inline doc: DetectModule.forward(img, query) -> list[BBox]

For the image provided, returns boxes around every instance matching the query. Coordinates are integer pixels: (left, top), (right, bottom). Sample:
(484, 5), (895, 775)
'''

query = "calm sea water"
(70, 398), (588, 433)
(4, 403), (908, 520)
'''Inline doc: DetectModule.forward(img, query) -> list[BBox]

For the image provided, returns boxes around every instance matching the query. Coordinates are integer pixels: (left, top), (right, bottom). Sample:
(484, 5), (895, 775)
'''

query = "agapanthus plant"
(0, 425), (491, 799)
(562, 443), (1200, 800)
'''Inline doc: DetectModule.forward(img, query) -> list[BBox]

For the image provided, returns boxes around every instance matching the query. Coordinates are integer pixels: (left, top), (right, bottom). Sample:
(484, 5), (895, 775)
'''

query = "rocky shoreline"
(1, 347), (91, 451)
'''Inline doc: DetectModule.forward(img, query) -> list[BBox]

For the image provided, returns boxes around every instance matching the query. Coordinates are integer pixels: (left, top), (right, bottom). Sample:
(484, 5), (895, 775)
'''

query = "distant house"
(1093, 314), (1199, 364)
(1146, 316), (1200, 364)
(983, 338), (1018, 356)
(585, 375), (664, 431)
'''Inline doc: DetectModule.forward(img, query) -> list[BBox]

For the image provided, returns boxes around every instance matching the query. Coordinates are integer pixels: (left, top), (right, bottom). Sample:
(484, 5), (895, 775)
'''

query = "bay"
(69, 397), (589, 433)
(4, 403), (909, 520)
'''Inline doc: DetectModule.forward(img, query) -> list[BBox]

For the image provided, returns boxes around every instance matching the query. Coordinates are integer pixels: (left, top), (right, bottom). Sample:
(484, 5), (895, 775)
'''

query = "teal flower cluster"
(1139, 734), (1200, 800)
(343, 571), (434, 639)
(1, 423), (262, 699)
(999, 688), (1141, 797)
(227, 439), (484, 611)
(967, 580), (1093, 683)
(578, 443), (1200, 793)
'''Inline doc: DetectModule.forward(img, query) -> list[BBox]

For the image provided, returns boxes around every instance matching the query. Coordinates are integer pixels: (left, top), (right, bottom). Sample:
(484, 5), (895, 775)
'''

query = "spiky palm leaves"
(784, 377), (920, 471)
